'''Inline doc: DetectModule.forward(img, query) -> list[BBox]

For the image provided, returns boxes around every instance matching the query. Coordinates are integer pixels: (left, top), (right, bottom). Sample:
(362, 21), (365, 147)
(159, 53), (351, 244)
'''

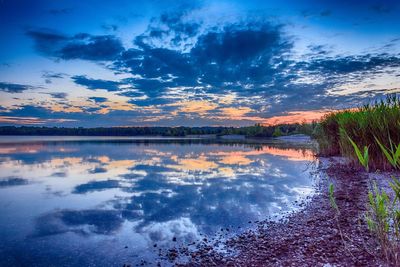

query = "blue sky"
(0, 0), (399, 127)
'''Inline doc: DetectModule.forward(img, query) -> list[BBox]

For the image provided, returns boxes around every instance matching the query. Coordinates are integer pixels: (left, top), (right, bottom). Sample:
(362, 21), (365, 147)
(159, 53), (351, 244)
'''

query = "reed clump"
(316, 94), (400, 170)
(349, 137), (400, 265)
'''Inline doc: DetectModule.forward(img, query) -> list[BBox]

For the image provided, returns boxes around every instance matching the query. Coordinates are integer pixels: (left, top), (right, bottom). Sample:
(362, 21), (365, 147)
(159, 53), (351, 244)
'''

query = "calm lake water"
(0, 136), (317, 266)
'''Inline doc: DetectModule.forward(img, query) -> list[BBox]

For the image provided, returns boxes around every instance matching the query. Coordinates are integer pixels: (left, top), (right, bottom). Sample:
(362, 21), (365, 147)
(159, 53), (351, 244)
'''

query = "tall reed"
(347, 136), (400, 265)
(316, 94), (400, 170)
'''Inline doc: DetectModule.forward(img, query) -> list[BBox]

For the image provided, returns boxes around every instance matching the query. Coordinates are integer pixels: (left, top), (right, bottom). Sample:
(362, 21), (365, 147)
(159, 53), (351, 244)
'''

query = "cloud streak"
(0, 82), (36, 93)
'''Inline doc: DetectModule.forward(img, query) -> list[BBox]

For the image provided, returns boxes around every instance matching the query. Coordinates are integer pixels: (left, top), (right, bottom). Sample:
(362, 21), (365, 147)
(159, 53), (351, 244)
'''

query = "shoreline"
(165, 157), (386, 266)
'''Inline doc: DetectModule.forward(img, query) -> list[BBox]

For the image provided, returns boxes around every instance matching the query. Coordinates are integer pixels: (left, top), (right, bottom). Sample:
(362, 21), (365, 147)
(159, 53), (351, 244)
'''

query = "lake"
(0, 136), (318, 266)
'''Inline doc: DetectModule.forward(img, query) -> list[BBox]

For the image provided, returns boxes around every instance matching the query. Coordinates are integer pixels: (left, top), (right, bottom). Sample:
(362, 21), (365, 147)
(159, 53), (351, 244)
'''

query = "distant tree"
(272, 127), (282, 137)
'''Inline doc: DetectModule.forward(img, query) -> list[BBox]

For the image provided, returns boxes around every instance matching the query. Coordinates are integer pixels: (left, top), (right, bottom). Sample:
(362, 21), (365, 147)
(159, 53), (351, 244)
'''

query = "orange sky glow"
(262, 110), (334, 126)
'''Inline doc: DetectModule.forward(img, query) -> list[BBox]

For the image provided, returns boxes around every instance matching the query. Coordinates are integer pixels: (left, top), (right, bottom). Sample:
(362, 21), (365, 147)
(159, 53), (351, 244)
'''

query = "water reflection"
(0, 177), (29, 187)
(0, 138), (317, 266)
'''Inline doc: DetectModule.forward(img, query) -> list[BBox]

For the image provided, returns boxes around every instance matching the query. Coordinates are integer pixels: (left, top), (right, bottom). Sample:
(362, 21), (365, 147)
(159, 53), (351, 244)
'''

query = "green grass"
(347, 136), (369, 172)
(339, 115), (400, 264)
(315, 94), (400, 170)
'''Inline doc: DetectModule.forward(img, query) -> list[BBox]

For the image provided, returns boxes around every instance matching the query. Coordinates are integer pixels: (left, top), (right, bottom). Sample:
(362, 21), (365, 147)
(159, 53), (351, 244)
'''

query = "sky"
(0, 0), (399, 127)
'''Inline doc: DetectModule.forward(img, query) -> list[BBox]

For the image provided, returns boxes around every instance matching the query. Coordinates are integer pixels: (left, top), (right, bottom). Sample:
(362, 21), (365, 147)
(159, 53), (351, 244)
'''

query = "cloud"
(148, 12), (201, 47)
(0, 82), (35, 93)
(72, 180), (120, 194)
(88, 167), (108, 174)
(34, 209), (124, 236)
(42, 71), (66, 84)
(0, 116), (77, 125)
(171, 100), (218, 115)
(47, 92), (68, 99)
(263, 110), (333, 125)
(27, 29), (124, 61)
(300, 54), (400, 75)
(0, 177), (29, 187)
(72, 14), (400, 124)
(88, 97), (108, 103)
(72, 75), (121, 91)
(118, 17), (398, 120)
(113, 22), (293, 101)
(12, 10), (400, 126)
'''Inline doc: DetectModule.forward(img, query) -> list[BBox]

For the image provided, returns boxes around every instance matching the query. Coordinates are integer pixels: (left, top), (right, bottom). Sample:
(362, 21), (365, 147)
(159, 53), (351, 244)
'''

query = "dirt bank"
(164, 158), (385, 266)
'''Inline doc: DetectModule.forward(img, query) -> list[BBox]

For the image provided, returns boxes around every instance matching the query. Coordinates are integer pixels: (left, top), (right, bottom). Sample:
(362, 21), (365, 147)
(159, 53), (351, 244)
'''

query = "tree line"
(0, 123), (318, 137)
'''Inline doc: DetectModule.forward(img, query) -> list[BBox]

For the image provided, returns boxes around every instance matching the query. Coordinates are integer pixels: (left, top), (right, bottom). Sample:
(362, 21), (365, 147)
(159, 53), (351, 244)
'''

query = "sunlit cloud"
(168, 155), (218, 171)
(261, 147), (315, 161)
(262, 110), (333, 125)
(212, 146), (315, 162)
(218, 153), (253, 165)
(48, 104), (84, 113)
(0, 144), (44, 154)
(170, 100), (218, 116)
(0, 116), (77, 125)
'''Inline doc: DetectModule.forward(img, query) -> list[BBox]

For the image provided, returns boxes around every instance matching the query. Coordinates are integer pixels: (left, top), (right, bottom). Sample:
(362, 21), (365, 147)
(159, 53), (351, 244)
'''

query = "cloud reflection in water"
(0, 138), (317, 265)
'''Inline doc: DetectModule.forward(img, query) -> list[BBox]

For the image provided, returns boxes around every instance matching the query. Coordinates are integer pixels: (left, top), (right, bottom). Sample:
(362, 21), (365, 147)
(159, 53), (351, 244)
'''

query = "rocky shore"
(164, 157), (387, 266)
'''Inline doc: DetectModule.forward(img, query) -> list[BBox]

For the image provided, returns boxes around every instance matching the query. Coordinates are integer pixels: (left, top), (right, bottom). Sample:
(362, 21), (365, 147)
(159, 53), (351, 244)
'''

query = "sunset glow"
(0, 1), (398, 127)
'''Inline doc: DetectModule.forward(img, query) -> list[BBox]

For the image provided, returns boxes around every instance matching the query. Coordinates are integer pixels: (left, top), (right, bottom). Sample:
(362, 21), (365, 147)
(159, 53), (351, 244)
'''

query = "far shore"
(0, 133), (314, 144)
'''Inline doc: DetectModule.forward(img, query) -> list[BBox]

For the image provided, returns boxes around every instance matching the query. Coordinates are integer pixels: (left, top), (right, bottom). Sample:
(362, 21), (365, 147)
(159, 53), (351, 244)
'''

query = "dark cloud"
(60, 35), (124, 61)
(26, 29), (67, 55)
(114, 22), (293, 99)
(0, 82), (35, 93)
(42, 71), (66, 84)
(153, 12), (200, 45)
(34, 209), (123, 236)
(191, 24), (291, 88)
(47, 92), (68, 99)
(51, 171), (67, 177)
(138, 6), (202, 49)
(88, 96), (108, 103)
(0, 177), (29, 187)
(88, 167), (108, 174)
(72, 180), (120, 194)
(72, 75), (121, 91)
(300, 54), (400, 75)
(27, 29), (124, 61)
(192, 25), (285, 64)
